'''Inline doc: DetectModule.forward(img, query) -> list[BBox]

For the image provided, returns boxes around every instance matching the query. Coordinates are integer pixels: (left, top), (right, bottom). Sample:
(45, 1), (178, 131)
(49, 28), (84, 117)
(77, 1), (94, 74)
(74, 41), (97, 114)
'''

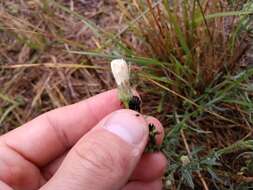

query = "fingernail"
(102, 110), (147, 145)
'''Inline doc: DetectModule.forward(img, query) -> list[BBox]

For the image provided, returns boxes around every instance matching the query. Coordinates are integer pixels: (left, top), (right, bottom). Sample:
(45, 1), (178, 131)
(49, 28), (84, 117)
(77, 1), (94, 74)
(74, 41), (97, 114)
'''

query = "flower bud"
(180, 155), (190, 166)
(111, 59), (130, 86)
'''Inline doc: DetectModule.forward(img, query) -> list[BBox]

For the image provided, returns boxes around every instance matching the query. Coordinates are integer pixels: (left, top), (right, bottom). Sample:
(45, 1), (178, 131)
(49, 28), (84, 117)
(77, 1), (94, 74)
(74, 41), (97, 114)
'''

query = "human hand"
(0, 89), (167, 190)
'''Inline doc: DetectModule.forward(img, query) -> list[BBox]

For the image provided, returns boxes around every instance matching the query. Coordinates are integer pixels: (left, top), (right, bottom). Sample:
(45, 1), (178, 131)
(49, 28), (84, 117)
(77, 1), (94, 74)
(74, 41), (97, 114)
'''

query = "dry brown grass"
(0, 0), (253, 189)
(0, 0), (122, 132)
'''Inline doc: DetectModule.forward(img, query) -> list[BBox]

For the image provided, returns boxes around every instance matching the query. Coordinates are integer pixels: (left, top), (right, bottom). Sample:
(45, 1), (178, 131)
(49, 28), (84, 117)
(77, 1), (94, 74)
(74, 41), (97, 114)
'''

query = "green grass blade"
(196, 10), (253, 24)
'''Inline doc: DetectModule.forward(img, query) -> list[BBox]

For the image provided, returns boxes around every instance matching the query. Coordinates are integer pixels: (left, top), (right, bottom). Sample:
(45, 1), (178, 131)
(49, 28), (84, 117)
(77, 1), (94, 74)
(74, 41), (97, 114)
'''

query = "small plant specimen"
(111, 59), (160, 152)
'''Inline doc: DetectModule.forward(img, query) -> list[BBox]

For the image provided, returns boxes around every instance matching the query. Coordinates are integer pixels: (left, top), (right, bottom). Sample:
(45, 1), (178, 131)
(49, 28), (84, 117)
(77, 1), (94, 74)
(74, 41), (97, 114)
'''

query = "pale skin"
(0, 89), (167, 190)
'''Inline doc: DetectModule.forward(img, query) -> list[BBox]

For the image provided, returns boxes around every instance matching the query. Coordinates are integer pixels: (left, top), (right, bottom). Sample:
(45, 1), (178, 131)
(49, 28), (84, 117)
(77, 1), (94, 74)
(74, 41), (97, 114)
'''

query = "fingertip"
(102, 88), (123, 109)
(123, 179), (163, 190)
(131, 152), (168, 181)
(158, 152), (168, 175)
(153, 179), (163, 189)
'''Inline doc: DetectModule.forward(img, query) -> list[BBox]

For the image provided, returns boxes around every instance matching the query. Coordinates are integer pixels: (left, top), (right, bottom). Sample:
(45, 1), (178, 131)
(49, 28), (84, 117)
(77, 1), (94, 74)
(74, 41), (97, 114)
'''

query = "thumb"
(41, 109), (149, 190)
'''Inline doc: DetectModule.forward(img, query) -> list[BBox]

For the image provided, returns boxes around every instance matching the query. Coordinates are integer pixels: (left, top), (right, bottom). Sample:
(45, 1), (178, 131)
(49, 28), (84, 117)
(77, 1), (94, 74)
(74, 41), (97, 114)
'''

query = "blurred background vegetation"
(0, 0), (253, 189)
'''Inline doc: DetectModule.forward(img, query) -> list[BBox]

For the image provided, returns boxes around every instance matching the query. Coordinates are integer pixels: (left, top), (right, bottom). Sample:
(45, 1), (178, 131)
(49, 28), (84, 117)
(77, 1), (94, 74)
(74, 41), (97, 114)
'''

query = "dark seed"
(148, 123), (156, 131)
(145, 123), (160, 152)
(128, 96), (141, 112)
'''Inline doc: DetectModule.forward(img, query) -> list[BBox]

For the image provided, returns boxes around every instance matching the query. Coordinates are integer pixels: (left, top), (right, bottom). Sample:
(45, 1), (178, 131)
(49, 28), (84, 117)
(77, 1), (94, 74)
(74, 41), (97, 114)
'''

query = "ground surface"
(1, 1), (253, 189)
(0, 0), (121, 132)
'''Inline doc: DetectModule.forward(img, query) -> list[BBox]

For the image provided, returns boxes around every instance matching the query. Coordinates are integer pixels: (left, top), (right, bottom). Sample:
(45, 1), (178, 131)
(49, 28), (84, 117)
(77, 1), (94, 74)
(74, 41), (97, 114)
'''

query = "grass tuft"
(0, 0), (253, 189)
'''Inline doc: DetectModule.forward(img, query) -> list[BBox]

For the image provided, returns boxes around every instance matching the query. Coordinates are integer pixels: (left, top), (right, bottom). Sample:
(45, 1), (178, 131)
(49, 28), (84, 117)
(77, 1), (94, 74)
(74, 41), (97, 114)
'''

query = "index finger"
(0, 89), (122, 166)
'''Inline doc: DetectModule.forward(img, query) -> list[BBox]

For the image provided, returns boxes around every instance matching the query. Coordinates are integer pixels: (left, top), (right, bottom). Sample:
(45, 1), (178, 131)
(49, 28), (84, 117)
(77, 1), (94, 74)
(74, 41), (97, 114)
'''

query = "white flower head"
(111, 59), (130, 86)
(180, 155), (190, 166)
